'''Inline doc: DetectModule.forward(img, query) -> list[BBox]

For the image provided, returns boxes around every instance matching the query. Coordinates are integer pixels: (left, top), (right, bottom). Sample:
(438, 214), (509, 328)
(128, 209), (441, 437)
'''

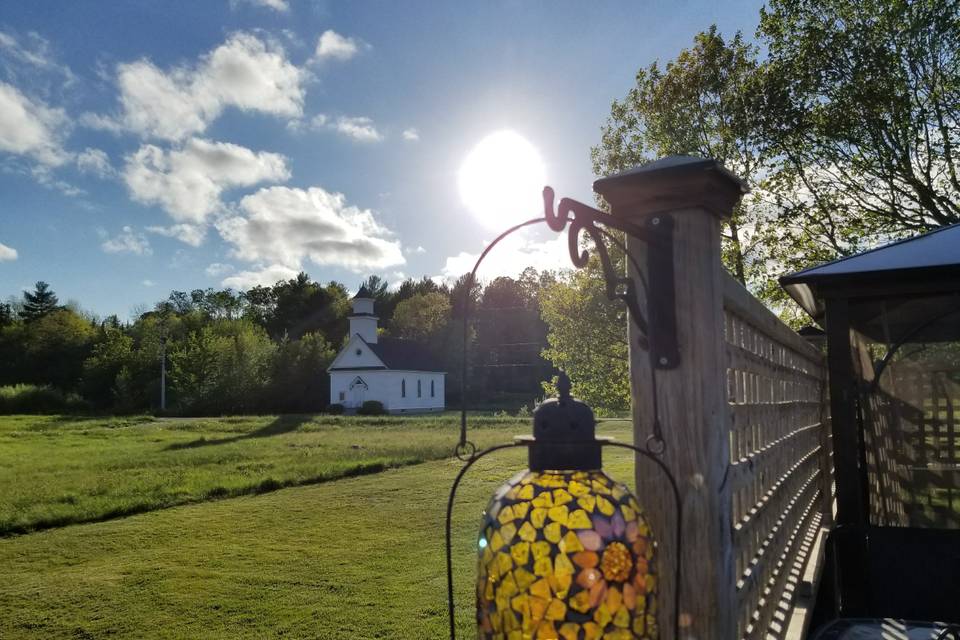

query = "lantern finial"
(556, 371), (572, 400)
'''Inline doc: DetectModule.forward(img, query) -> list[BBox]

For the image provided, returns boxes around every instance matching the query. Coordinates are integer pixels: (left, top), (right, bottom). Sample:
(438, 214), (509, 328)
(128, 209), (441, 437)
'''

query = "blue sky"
(0, 0), (765, 319)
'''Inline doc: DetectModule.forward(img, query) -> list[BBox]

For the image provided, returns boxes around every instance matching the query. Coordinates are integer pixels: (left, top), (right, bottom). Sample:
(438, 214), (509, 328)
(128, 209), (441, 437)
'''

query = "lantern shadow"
(164, 414), (313, 450)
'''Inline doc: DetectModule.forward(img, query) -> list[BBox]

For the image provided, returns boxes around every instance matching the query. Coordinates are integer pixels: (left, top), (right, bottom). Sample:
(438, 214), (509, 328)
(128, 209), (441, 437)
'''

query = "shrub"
(326, 403), (345, 415)
(357, 400), (385, 416)
(0, 384), (90, 414)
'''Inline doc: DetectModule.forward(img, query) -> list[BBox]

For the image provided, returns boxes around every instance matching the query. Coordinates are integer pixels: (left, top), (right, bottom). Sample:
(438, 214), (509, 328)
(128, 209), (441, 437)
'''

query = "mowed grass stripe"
(0, 413), (537, 536)
(0, 422), (637, 639)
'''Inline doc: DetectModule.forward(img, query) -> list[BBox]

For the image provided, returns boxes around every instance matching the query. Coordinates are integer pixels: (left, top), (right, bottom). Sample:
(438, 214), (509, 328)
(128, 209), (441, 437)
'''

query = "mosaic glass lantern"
(476, 376), (658, 640)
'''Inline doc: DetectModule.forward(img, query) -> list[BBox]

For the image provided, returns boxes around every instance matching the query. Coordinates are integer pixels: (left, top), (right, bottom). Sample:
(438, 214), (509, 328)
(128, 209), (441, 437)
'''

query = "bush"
(326, 403), (345, 415)
(0, 384), (90, 414)
(357, 400), (385, 416)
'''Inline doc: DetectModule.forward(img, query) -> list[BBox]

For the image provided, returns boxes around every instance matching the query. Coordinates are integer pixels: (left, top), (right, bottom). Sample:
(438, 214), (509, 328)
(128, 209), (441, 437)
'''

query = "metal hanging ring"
(646, 434), (666, 455)
(454, 441), (477, 461)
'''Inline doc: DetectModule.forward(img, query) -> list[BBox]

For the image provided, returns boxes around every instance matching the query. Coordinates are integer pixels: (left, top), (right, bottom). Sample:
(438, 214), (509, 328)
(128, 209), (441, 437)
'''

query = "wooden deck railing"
(600, 156), (834, 639)
(723, 274), (832, 639)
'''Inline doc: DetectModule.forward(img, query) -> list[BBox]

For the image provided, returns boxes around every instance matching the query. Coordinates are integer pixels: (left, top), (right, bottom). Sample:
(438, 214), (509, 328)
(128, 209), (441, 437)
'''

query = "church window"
(417, 380), (422, 397)
(355, 348), (362, 356)
(401, 379), (406, 397)
(339, 391), (345, 401)
(431, 380), (435, 397)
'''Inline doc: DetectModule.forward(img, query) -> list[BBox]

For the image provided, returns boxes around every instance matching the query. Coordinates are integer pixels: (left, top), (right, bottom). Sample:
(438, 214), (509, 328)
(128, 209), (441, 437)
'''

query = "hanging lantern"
(475, 374), (658, 640)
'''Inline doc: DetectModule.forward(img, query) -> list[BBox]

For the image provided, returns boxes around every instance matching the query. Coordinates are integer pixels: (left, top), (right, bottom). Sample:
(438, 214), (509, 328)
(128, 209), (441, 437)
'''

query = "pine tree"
(20, 281), (59, 322)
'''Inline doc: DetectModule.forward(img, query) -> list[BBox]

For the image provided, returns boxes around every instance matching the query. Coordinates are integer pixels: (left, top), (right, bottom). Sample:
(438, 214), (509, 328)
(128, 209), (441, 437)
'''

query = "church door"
(349, 376), (368, 408)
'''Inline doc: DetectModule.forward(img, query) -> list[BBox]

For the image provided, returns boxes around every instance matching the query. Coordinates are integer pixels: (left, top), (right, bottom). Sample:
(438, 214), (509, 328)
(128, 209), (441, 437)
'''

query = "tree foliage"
(540, 257), (630, 411)
(760, 0), (960, 239)
(593, 27), (766, 286)
(391, 292), (451, 342)
(20, 281), (59, 323)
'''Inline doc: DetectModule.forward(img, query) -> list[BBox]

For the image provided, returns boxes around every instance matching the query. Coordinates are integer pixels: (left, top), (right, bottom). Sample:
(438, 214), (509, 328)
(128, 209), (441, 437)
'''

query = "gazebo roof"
(780, 223), (960, 321)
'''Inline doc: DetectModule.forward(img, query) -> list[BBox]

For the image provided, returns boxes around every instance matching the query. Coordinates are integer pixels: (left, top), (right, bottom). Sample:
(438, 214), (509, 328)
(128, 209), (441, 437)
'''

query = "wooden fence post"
(594, 156), (745, 639)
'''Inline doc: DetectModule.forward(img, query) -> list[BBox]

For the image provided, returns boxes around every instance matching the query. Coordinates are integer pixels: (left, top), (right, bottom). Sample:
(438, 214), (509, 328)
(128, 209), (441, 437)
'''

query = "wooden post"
(594, 156), (745, 639)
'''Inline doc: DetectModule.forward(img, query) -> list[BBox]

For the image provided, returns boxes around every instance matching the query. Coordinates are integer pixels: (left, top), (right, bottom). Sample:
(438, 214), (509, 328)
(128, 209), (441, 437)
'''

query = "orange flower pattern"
(477, 469), (658, 640)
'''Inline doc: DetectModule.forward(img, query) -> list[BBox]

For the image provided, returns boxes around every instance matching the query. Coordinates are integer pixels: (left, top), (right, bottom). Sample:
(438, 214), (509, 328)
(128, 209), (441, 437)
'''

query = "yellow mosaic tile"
(478, 469), (658, 639)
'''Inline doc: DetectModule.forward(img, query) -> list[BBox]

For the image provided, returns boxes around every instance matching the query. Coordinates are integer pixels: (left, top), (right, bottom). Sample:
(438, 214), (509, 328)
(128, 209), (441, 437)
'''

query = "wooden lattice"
(722, 276), (832, 639)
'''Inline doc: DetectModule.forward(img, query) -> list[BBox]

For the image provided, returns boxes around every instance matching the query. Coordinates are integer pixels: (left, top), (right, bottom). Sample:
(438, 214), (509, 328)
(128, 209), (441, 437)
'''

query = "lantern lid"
(533, 373), (596, 441)
(520, 372), (606, 471)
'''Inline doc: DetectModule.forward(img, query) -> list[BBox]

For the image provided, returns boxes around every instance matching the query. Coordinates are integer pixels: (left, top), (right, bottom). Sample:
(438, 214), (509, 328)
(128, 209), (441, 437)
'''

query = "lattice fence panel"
(723, 287), (830, 640)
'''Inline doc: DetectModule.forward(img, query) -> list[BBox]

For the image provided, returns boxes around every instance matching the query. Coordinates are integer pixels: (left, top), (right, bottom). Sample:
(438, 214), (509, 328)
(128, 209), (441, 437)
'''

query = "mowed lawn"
(0, 414), (637, 638)
(0, 413), (547, 536)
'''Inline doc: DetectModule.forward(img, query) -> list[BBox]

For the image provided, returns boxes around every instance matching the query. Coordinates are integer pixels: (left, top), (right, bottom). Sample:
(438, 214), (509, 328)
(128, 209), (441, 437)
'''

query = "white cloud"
(0, 81), (71, 166)
(0, 30), (76, 85)
(205, 262), (235, 277)
(438, 230), (570, 282)
(405, 245), (426, 255)
(146, 223), (206, 247)
(221, 263), (300, 290)
(402, 128), (419, 142)
(314, 30), (361, 61)
(76, 147), (114, 178)
(217, 185), (405, 277)
(232, 0), (289, 11)
(101, 226), (152, 256)
(141, 279), (155, 287)
(332, 116), (382, 142)
(29, 165), (84, 197)
(123, 137), (290, 224)
(0, 242), (17, 261)
(388, 271), (407, 290)
(85, 32), (305, 141)
(307, 113), (382, 142)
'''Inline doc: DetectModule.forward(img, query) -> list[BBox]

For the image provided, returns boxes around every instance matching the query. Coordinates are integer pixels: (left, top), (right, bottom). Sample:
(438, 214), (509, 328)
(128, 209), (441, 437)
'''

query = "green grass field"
(0, 413), (538, 536)
(0, 413), (637, 638)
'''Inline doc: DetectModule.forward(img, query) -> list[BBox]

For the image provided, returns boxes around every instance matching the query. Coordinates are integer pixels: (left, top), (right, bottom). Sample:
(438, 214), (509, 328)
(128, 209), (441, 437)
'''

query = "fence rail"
(722, 274), (831, 639)
(609, 156), (833, 639)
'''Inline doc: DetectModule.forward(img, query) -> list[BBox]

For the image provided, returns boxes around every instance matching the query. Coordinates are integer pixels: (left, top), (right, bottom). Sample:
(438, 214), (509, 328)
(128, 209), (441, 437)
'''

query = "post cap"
(593, 155), (747, 219)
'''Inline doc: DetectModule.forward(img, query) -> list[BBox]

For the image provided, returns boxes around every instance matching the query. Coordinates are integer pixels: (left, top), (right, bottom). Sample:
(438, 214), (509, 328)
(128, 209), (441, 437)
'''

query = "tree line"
(0, 270), (569, 415)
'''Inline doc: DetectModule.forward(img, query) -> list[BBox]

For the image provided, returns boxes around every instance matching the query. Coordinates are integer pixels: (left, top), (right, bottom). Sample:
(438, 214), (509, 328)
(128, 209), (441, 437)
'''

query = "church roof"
(367, 338), (445, 372)
(329, 336), (445, 372)
(353, 285), (373, 299)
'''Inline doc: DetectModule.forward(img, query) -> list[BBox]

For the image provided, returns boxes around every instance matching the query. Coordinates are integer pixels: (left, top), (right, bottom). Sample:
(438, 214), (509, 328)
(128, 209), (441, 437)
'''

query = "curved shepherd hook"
(447, 185), (684, 639)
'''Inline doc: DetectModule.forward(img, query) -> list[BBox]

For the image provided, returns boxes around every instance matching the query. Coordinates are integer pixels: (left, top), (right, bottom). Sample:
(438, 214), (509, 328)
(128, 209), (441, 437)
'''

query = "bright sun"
(458, 130), (547, 229)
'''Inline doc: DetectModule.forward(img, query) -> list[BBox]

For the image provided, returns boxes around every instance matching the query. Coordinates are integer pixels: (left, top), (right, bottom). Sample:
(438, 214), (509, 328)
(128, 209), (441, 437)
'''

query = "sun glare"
(458, 130), (547, 229)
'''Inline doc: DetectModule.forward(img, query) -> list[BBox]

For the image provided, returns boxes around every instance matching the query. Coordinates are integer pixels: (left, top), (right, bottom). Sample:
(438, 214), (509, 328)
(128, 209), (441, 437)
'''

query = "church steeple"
(349, 286), (378, 343)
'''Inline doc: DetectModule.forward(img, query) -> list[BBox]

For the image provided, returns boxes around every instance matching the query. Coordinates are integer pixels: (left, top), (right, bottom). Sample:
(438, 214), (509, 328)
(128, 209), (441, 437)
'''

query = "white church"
(328, 286), (446, 413)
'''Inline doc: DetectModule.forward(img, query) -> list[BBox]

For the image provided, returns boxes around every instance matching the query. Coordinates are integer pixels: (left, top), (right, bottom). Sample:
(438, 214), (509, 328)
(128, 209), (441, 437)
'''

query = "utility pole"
(160, 335), (167, 412)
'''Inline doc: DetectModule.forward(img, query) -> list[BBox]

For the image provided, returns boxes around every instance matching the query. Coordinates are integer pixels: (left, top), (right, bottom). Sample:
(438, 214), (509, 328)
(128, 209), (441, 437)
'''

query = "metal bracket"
(645, 214), (679, 369)
(543, 187), (679, 369)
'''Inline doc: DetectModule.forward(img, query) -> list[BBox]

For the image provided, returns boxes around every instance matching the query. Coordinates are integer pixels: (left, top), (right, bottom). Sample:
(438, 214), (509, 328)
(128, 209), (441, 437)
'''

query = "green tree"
(759, 0), (960, 242)
(20, 281), (59, 323)
(593, 27), (767, 287)
(392, 292), (451, 342)
(82, 326), (134, 408)
(540, 257), (631, 411)
(269, 331), (337, 412)
(0, 302), (13, 328)
(169, 319), (275, 414)
(22, 308), (96, 391)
